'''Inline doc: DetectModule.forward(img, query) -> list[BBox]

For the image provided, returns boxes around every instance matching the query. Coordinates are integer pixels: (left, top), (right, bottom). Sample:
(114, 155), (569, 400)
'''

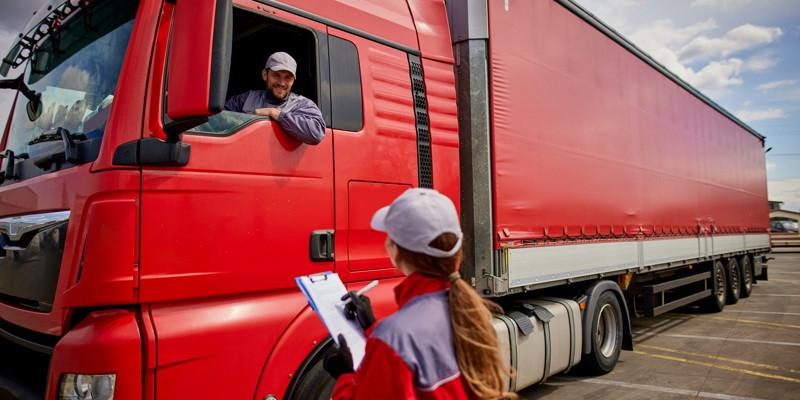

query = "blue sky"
(573, 0), (800, 212)
(2, 0), (799, 212)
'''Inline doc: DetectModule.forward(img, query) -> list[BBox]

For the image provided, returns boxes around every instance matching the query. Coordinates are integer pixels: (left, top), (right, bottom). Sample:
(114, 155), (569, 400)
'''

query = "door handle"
(309, 230), (334, 262)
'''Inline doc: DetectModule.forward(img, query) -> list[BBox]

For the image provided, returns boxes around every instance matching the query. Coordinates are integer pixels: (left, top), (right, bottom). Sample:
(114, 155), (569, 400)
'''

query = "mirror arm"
(163, 116), (208, 138)
(112, 138), (191, 167)
(0, 76), (41, 107)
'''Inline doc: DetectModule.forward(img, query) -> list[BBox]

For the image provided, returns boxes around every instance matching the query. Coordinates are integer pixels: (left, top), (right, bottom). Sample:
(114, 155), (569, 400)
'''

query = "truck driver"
(225, 51), (326, 145)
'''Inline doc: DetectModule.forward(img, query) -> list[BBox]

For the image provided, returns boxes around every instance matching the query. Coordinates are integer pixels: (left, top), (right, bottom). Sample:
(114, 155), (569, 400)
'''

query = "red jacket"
(332, 273), (478, 399)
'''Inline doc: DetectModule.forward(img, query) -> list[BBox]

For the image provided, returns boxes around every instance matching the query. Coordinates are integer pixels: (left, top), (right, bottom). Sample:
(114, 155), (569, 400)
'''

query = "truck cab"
(0, 0), (458, 398)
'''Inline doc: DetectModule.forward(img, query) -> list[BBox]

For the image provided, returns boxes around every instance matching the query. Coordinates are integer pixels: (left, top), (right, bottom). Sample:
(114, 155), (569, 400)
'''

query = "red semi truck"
(0, 0), (769, 399)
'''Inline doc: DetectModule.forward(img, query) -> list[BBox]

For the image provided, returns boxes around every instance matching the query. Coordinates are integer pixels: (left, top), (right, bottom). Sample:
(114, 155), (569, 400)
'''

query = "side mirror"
(26, 93), (42, 121)
(166, 0), (232, 130)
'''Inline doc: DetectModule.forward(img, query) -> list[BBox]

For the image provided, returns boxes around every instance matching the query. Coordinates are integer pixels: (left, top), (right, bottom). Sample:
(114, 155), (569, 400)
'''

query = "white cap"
(265, 51), (297, 77)
(371, 188), (463, 258)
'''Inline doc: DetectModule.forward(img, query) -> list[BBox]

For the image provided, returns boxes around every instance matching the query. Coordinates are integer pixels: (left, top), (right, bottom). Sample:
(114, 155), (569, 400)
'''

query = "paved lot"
(519, 250), (800, 399)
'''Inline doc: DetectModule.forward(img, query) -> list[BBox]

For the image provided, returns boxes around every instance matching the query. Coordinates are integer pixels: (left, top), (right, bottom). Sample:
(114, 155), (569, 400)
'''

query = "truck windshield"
(3, 0), (137, 158)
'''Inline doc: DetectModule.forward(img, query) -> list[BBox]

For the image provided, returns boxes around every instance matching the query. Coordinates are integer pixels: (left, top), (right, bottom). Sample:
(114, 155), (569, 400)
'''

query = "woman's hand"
(343, 292), (376, 330)
(323, 334), (355, 378)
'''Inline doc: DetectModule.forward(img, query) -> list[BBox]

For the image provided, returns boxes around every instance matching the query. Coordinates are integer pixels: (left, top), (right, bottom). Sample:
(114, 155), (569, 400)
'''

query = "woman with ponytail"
(325, 188), (516, 399)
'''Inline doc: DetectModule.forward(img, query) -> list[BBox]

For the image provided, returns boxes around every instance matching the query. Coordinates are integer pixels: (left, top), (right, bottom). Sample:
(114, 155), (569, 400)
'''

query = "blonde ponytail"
(449, 278), (517, 399)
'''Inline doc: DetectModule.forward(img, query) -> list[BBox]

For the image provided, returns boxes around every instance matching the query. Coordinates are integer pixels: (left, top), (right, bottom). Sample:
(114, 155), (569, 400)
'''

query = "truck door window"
(186, 8), (362, 136)
(189, 8), (321, 135)
(329, 36), (362, 132)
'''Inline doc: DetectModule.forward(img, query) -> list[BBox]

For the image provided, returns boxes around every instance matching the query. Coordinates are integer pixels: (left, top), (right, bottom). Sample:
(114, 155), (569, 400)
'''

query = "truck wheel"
(725, 258), (740, 305)
(288, 350), (336, 400)
(579, 291), (623, 375)
(700, 260), (726, 312)
(739, 255), (753, 298)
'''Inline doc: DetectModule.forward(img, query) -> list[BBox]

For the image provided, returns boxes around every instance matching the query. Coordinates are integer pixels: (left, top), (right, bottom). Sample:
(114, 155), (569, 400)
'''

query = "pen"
(341, 280), (379, 304)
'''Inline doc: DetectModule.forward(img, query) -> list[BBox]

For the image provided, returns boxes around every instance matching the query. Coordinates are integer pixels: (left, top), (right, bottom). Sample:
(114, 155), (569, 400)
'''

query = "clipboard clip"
(308, 272), (331, 282)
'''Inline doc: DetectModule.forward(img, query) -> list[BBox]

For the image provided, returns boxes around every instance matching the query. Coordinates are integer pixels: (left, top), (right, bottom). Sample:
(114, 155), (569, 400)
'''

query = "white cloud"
(690, 0), (756, 10)
(621, 15), (785, 93)
(636, 44), (745, 92)
(577, 0), (648, 31)
(58, 65), (90, 92)
(684, 58), (744, 90)
(756, 80), (799, 91)
(768, 179), (800, 212)
(736, 108), (785, 122)
(678, 24), (783, 62)
(766, 163), (777, 171)
(743, 53), (778, 72)
(629, 18), (717, 55)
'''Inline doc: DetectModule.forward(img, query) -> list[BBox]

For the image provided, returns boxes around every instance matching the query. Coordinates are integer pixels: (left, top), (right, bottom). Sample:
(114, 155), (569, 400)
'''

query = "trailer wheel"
(700, 260), (726, 312)
(579, 291), (623, 375)
(739, 255), (753, 298)
(287, 348), (336, 400)
(725, 258), (741, 305)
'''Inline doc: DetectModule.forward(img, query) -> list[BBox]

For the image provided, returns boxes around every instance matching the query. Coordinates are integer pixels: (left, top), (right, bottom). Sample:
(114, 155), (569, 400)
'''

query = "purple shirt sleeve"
(224, 92), (248, 113)
(225, 90), (326, 145)
(277, 97), (326, 145)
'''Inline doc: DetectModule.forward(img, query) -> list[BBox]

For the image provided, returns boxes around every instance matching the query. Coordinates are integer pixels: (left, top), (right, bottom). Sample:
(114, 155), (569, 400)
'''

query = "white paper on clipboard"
(295, 272), (367, 367)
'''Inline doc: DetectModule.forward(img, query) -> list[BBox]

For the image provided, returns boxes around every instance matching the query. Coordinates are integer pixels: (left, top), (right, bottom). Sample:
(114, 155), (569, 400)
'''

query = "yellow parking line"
(704, 315), (800, 329)
(635, 343), (800, 374)
(633, 351), (800, 384)
(670, 313), (800, 330)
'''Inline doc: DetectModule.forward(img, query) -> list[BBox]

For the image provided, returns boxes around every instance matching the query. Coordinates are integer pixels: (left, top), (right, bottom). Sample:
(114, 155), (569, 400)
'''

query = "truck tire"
(725, 258), (741, 305)
(578, 291), (623, 375)
(288, 356), (336, 400)
(739, 255), (753, 298)
(700, 260), (726, 312)
(286, 340), (337, 400)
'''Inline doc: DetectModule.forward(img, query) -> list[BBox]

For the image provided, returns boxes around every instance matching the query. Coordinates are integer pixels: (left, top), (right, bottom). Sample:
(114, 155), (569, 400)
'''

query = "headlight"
(58, 374), (115, 400)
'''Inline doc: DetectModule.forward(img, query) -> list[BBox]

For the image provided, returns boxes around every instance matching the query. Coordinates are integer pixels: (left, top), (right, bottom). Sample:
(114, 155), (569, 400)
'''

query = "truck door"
(138, 6), (335, 302)
(326, 29), (421, 281)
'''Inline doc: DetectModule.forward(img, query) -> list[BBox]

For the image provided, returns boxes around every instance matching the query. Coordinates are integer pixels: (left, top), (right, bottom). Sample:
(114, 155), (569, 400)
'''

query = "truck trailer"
(0, 0), (769, 399)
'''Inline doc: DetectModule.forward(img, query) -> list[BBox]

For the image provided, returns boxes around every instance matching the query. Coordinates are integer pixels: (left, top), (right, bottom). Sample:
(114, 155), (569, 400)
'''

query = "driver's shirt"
(225, 90), (325, 144)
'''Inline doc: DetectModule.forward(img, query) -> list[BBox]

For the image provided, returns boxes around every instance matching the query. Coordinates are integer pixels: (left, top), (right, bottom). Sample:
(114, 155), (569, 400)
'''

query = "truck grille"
(0, 211), (69, 312)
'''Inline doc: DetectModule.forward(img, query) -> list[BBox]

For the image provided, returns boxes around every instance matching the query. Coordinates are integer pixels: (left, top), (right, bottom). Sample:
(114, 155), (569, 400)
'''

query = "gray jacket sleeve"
(277, 98), (326, 145)
(224, 92), (249, 112)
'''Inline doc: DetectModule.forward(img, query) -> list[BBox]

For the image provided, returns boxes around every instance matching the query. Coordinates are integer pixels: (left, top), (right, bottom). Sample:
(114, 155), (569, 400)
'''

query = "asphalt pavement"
(518, 250), (800, 399)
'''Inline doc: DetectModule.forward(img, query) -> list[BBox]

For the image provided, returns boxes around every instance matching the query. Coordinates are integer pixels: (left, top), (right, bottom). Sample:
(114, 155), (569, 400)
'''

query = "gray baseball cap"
(265, 52), (297, 77)
(371, 188), (463, 258)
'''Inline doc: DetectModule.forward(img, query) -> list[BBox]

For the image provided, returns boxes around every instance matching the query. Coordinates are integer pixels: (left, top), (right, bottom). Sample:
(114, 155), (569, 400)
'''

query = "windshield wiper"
(0, 75), (42, 120)
(0, 150), (28, 183)
(27, 127), (82, 170)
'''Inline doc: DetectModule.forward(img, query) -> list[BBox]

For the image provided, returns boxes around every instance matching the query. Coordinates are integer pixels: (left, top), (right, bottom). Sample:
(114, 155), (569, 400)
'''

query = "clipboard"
(295, 272), (367, 368)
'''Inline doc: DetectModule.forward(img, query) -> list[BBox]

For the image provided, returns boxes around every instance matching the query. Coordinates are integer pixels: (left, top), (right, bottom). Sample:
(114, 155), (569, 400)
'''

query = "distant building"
(769, 206), (800, 246)
(769, 201), (783, 211)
